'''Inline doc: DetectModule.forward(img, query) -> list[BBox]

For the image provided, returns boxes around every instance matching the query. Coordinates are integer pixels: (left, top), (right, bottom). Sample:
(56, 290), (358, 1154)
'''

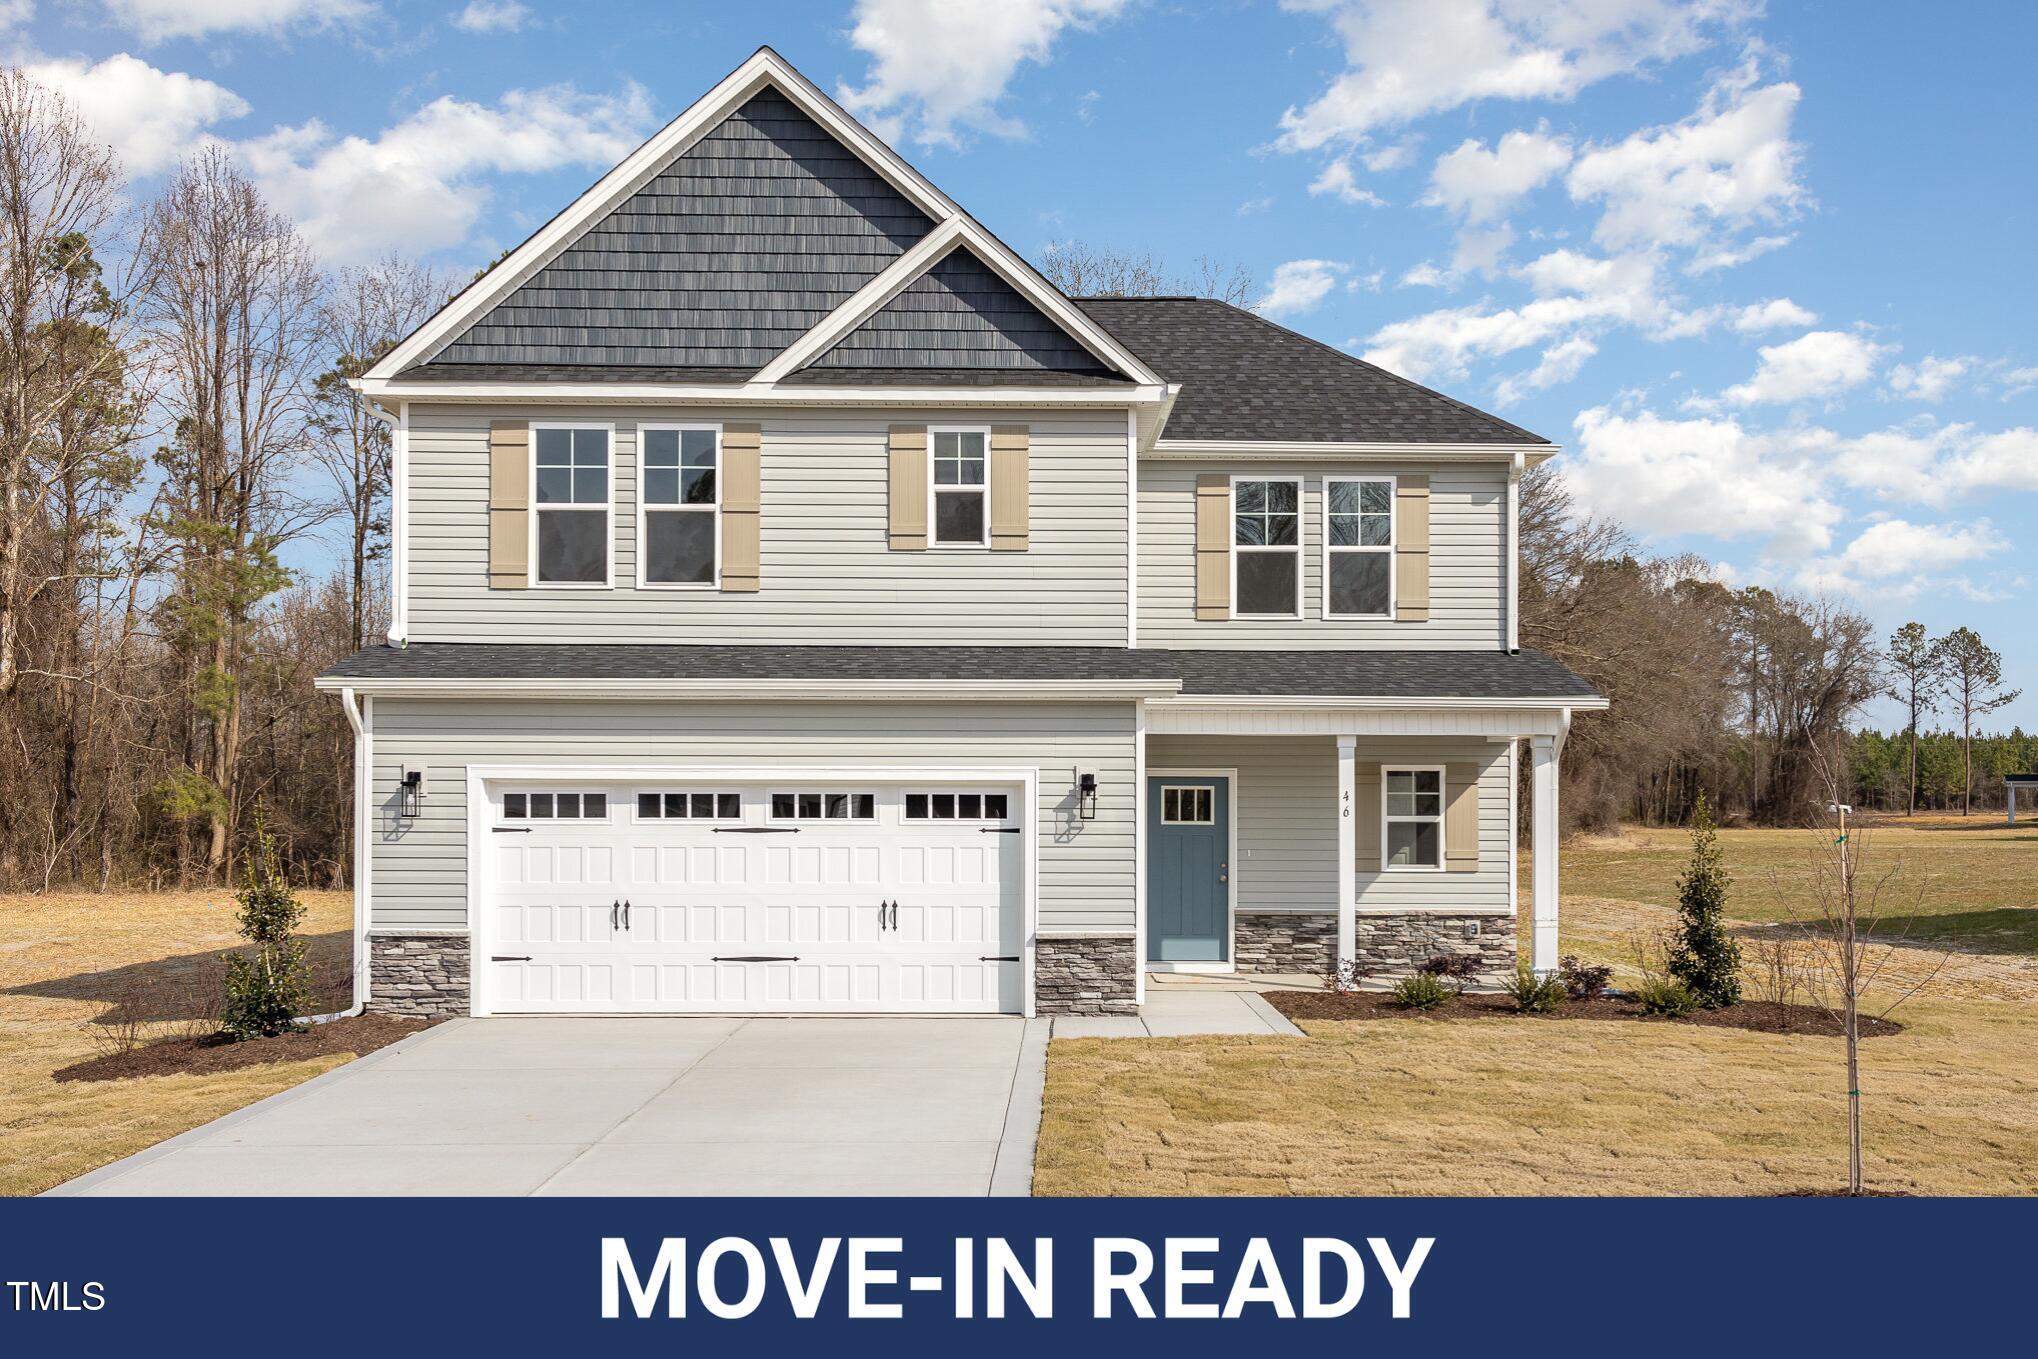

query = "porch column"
(1336, 735), (1356, 968)
(1530, 733), (1559, 975)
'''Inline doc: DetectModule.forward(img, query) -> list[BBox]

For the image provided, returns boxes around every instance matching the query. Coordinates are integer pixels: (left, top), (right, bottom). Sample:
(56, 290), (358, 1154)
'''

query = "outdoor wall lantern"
(399, 767), (425, 820)
(1076, 768), (1099, 821)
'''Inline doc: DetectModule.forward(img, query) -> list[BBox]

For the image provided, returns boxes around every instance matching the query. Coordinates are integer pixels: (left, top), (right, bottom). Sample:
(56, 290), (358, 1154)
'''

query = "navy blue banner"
(2, 1197), (2026, 1353)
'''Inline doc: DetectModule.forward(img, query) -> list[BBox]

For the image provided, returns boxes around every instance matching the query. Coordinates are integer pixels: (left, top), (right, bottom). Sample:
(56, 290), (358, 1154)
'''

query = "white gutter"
(1147, 693), (1609, 711)
(1147, 439), (1559, 463)
(322, 686), (371, 1020)
(311, 676), (1183, 701)
(354, 378), (1169, 407)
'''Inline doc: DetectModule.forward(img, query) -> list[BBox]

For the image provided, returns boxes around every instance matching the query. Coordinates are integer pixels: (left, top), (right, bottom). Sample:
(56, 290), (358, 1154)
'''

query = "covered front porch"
(1137, 696), (1589, 994)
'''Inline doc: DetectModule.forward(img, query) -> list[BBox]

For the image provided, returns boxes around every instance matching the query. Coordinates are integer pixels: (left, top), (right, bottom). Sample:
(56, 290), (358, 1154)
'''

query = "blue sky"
(9, 1), (2034, 727)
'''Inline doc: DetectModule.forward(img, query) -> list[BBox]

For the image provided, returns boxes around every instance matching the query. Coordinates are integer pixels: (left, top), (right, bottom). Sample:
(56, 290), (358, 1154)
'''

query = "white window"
(770, 791), (877, 821)
(638, 424), (719, 588)
(930, 427), (989, 546)
(1324, 476), (1394, 619)
(1159, 786), (1214, 824)
(503, 791), (609, 821)
(1231, 476), (1301, 617)
(532, 424), (612, 586)
(903, 791), (1012, 821)
(1382, 767), (1443, 871)
(635, 790), (742, 821)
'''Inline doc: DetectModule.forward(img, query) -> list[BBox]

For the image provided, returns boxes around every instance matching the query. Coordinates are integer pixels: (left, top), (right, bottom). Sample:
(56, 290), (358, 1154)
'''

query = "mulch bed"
(54, 1014), (437, 1083)
(1268, 988), (1904, 1038)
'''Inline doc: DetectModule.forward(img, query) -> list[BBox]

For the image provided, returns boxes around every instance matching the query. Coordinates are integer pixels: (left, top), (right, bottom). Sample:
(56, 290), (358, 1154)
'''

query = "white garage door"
(483, 782), (1025, 1014)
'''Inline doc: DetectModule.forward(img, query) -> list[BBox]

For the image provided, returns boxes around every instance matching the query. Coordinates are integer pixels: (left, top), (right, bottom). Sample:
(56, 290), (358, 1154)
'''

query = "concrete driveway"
(54, 1016), (1048, 1197)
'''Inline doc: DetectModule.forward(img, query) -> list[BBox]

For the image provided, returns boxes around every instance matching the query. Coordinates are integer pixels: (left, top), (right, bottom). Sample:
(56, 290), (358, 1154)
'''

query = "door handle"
(610, 899), (619, 930)
(877, 900), (887, 932)
(623, 899), (632, 931)
(1219, 862), (1229, 884)
(888, 900), (899, 930)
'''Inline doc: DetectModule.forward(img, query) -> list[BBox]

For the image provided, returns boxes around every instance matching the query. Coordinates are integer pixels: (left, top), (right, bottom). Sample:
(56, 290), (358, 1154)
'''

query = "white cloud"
(1423, 128), (1571, 223)
(1399, 261), (1449, 288)
(1721, 329), (1888, 406)
(1730, 297), (1816, 333)
(1566, 63), (1803, 256)
(1493, 334), (1596, 406)
(237, 82), (653, 263)
(102, 0), (373, 42)
(1685, 231), (1791, 274)
(1886, 355), (1968, 403)
(1309, 157), (1384, 206)
(1256, 259), (1348, 317)
(1362, 138), (1418, 172)
(1237, 195), (1274, 215)
(1275, 0), (1744, 150)
(1796, 519), (2008, 598)
(1999, 365), (2038, 397)
(26, 52), (249, 175)
(451, 0), (529, 32)
(838, 0), (1131, 148)
(0, 0), (33, 30)
(1450, 223), (1514, 277)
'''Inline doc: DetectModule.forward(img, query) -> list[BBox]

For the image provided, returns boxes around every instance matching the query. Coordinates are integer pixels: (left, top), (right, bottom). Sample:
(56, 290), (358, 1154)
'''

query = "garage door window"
(904, 791), (1011, 821)
(502, 791), (608, 821)
(771, 791), (877, 821)
(636, 791), (742, 821)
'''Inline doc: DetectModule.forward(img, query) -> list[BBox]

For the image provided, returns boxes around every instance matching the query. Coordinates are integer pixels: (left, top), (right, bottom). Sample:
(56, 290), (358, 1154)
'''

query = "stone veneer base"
(1034, 936), (1139, 1015)
(368, 933), (472, 1018)
(1235, 911), (1518, 986)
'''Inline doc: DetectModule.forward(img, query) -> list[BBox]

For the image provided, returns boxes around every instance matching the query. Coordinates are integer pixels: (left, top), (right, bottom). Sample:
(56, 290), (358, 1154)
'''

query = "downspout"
(357, 393), (407, 647)
(1506, 450), (1524, 653)
(310, 684), (372, 1022)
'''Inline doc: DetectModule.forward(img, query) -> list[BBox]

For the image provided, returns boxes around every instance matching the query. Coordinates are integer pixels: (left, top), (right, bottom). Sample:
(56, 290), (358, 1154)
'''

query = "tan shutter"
(887, 425), (928, 550)
(1194, 473), (1230, 620)
(488, 421), (529, 589)
(1445, 762), (1480, 873)
(1354, 763), (1382, 871)
(1395, 474), (1430, 621)
(989, 425), (1029, 551)
(720, 422), (761, 592)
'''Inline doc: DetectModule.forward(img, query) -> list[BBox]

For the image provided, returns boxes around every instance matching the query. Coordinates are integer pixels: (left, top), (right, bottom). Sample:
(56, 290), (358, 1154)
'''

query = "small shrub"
(1502, 960), (1568, 1014)
(220, 810), (310, 1042)
(1634, 974), (1698, 1018)
(1418, 953), (1483, 982)
(1391, 971), (1455, 1011)
(1559, 954), (1614, 1001)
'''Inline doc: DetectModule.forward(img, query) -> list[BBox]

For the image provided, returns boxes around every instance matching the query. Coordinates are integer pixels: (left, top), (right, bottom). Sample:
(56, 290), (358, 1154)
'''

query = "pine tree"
(1669, 793), (1742, 1007)
(220, 807), (310, 1040)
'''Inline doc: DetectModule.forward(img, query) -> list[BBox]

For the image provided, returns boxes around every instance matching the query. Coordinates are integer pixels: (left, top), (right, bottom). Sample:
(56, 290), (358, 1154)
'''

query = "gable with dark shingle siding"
(424, 88), (935, 370)
(809, 248), (1112, 372)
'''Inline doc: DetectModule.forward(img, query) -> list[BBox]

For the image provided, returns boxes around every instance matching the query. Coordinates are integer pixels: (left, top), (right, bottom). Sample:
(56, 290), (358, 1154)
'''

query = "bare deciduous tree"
(1037, 240), (1255, 306)
(141, 147), (326, 881)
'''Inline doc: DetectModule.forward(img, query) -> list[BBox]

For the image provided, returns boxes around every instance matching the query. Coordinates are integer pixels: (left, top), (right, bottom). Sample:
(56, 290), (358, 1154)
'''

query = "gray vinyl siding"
(425, 88), (932, 370)
(1148, 735), (1513, 914)
(405, 404), (1130, 645)
(367, 698), (1136, 936)
(811, 249), (1111, 372)
(1137, 460), (1508, 649)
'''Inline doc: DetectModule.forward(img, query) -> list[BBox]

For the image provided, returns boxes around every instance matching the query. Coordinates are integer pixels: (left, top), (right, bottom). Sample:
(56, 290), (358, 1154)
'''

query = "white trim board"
(360, 47), (1160, 389)
(358, 379), (1166, 407)
(315, 677), (1182, 701)
(1148, 439), (1558, 463)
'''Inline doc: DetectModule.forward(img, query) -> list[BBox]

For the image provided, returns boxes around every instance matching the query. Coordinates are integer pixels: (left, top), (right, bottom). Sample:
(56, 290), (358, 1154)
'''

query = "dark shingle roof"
(1076, 296), (1548, 445)
(323, 644), (1598, 701)
(810, 247), (1113, 373)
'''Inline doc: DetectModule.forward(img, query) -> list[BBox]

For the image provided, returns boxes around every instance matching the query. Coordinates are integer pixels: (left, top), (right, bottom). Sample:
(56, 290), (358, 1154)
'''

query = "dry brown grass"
(1037, 822), (2038, 1196)
(0, 888), (356, 1197)
(1036, 997), (2038, 1196)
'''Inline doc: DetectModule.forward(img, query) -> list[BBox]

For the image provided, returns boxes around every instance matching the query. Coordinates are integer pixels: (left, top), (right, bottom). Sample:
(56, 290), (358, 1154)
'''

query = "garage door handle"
(980, 826), (1022, 834)
(888, 900), (898, 930)
(713, 826), (799, 834)
(492, 826), (531, 834)
(493, 955), (532, 962)
(712, 955), (798, 963)
(623, 899), (631, 930)
(980, 955), (1020, 962)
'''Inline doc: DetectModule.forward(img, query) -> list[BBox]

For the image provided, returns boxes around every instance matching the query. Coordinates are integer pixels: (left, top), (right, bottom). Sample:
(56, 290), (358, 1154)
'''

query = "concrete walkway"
(53, 1015), (1050, 1198)
(1053, 977), (1306, 1038)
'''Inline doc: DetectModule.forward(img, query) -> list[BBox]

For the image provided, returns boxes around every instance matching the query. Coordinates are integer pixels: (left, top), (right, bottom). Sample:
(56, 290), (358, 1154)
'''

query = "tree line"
(0, 75), (2025, 893)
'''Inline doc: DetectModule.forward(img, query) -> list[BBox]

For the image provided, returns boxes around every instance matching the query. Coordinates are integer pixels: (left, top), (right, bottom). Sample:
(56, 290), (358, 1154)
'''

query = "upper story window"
(1232, 477), (1301, 617)
(640, 425), (719, 587)
(534, 425), (611, 585)
(1324, 477), (1394, 618)
(931, 428), (988, 546)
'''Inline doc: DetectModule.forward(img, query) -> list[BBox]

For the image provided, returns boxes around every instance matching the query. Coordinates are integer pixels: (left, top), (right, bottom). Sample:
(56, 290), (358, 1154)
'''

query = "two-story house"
(315, 47), (1605, 1020)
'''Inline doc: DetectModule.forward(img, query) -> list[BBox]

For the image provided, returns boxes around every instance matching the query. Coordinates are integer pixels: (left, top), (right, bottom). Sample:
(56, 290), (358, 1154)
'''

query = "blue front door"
(1148, 777), (1229, 962)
